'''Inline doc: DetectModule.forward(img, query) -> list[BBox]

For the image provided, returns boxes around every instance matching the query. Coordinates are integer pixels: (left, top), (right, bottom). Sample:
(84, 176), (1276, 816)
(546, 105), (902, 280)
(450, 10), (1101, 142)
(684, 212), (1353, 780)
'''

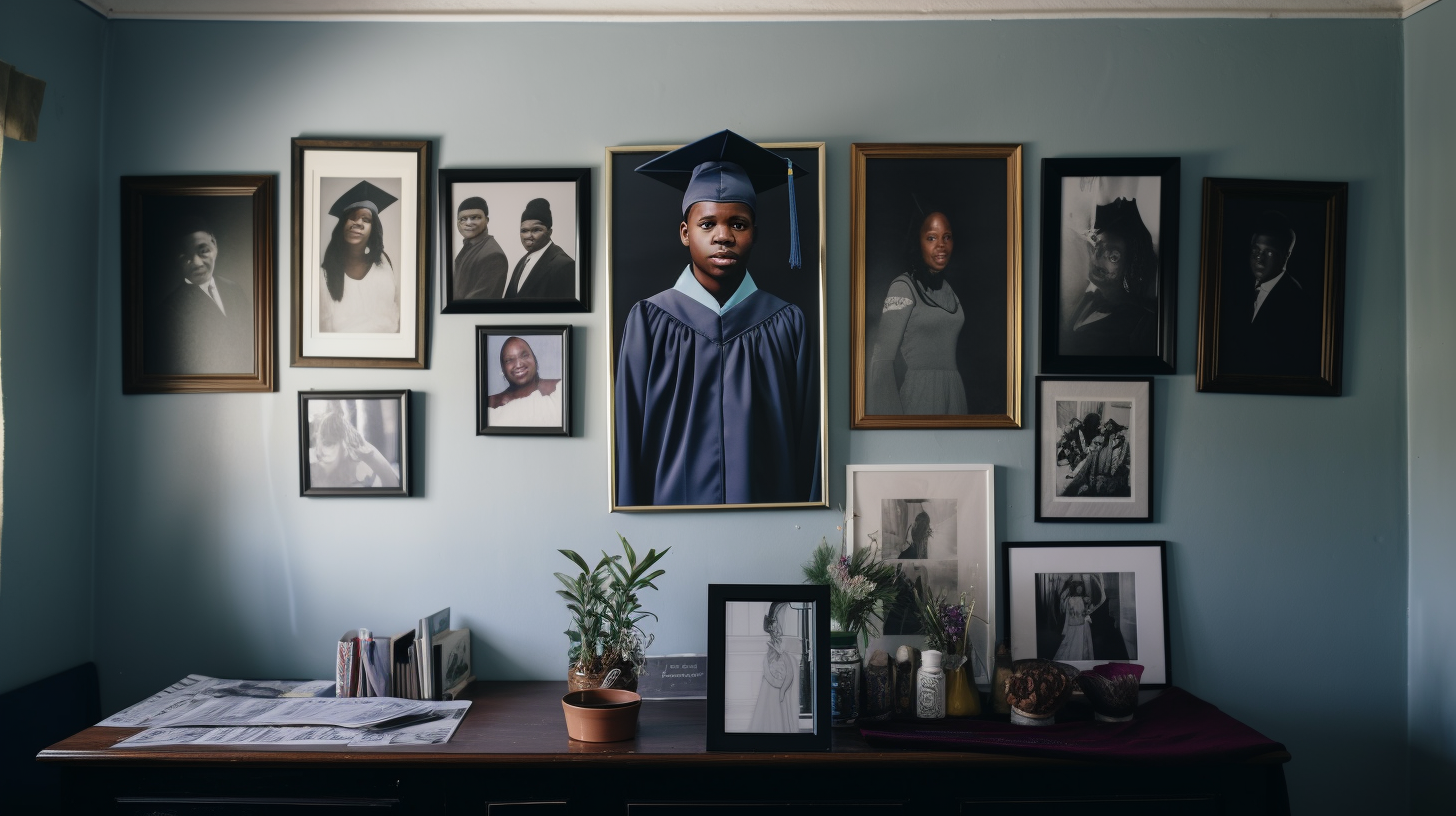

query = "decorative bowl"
(561, 688), (642, 742)
(1074, 662), (1144, 722)
(1005, 659), (1079, 726)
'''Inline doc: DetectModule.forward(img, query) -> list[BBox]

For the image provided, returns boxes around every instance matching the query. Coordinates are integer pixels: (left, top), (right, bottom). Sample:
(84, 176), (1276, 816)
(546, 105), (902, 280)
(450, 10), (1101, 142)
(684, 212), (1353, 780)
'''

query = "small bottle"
(916, 649), (946, 719)
(991, 642), (1013, 715)
(893, 645), (918, 718)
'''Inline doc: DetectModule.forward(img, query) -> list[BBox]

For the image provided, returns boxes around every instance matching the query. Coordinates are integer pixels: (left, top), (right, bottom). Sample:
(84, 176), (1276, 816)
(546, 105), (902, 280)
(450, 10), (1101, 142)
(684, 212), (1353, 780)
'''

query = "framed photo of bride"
(291, 138), (430, 368)
(1001, 541), (1169, 687)
(706, 584), (830, 752)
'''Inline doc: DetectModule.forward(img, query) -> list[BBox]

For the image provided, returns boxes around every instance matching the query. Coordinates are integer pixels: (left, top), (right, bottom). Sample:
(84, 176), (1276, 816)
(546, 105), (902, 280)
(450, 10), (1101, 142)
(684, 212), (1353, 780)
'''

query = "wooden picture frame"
(1195, 177), (1347, 396)
(475, 325), (571, 436)
(850, 143), (1023, 429)
(1035, 376), (1154, 523)
(291, 138), (430, 369)
(120, 174), (275, 394)
(1040, 157), (1179, 375)
(298, 389), (411, 497)
(1002, 541), (1170, 688)
(439, 167), (591, 313)
(706, 583), (831, 752)
(606, 141), (828, 512)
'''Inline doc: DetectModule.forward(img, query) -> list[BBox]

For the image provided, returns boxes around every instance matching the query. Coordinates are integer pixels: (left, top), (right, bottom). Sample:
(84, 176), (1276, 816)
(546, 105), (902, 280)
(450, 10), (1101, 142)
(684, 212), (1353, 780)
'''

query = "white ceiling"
(72, 0), (1443, 21)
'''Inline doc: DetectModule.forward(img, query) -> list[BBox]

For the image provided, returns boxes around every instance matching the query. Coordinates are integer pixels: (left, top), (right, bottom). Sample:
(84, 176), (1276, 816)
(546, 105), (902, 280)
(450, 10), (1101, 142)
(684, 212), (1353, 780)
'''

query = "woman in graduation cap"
(319, 180), (401, 334)
(615, 130), (821, 508)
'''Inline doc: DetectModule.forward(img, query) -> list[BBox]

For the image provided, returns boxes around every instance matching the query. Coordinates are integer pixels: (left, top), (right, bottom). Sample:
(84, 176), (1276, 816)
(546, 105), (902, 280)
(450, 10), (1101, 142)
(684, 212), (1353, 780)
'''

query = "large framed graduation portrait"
(606, 134), (828, 512)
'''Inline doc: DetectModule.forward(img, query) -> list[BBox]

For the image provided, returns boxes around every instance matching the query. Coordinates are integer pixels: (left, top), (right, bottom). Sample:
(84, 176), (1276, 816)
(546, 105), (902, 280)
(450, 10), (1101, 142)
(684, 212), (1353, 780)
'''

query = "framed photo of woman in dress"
(1040, 157), (1179, 375)
(850, 143), (1023, 429)
(707, 584), (830, 752)
(1002, 541), (1169, 687)
(1035, 377), (1153, 522)
(291, 139), (429, 368)
(298, 390), (411, 497)
(475, 325), (570, 436)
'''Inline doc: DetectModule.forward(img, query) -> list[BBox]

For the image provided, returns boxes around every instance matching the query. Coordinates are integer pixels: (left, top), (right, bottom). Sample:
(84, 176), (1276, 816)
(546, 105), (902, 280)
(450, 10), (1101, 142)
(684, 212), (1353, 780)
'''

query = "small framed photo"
(120, 174), (275, 394)
(1040, 158), (1179, 375)
(1036, 377), (1153, 522)
(475, 325), (570, 436)
(846, 464), (996, 684)
(298, 390), (411, 497)
(707, 584), (830, 752)
(1196, 177), (1348, 396)
(1002, 541), (1170, 687)
(291, 138), (430, 368)
(849, 143), (1023, 429)
(439, 168), (591, 313)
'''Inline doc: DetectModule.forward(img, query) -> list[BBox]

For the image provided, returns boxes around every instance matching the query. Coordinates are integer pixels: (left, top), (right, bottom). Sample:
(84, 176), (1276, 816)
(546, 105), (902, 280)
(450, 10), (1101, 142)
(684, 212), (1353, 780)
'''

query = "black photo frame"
(707, 584), (830, 752)
(1195, 177), (1347, 396)
(475, 325), (571, 436)
(1040, 157), (1179, 375)
(298, 389), (411, 497)
(1035, 376), (1154, 522)
(439, 167), (591, 313)
(1002, 541), (1170, 688)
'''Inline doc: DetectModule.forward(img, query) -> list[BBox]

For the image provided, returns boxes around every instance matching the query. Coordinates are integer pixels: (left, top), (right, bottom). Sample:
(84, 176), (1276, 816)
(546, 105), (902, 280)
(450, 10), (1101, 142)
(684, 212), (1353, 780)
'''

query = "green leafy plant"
(556, 534), (669, 678)
(801, 537), (900, 646)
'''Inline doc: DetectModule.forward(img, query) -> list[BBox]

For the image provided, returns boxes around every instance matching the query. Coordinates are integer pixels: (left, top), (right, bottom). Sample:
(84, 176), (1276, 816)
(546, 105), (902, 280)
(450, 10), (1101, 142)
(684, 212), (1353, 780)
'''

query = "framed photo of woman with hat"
(291, 138), (429, 368)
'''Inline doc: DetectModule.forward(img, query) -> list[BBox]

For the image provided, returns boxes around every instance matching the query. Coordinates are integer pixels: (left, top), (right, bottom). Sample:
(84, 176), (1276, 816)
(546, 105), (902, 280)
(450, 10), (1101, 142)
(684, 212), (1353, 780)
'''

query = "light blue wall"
(1404, 1), (1456, 809)
(0, 0), (105, 694)
(75, 16), (1408, 814)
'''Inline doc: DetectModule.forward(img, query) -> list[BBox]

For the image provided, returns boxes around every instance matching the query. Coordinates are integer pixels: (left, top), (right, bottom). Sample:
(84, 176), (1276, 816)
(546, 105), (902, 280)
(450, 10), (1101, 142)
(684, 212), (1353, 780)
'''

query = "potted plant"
(555, 534), (668, 692)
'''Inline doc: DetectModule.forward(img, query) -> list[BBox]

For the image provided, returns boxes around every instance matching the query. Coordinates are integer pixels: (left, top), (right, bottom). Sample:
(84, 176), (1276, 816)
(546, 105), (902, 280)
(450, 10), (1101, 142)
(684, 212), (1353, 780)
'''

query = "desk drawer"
(960, 796), (1216, 816)
(630, 804), (904, 815)
(115, 796), (401, 815)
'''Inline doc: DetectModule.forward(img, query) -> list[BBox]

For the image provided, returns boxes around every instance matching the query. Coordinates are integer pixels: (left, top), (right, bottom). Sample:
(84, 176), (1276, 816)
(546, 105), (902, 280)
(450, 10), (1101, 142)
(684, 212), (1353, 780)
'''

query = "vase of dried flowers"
(802, 531), (900, 725)
(556, 534), (669, 695)
(911, 584), (986, 717)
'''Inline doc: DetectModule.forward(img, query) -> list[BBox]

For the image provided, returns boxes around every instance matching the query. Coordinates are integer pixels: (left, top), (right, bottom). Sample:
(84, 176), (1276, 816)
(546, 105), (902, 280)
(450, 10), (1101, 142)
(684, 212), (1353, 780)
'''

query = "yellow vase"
(945, 664), (981, 717)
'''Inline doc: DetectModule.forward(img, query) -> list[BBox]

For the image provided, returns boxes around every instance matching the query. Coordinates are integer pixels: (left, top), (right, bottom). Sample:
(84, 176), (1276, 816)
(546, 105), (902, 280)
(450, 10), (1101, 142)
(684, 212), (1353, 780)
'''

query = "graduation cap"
(328, 180), (398, 220)
(635, 130), (807, 269)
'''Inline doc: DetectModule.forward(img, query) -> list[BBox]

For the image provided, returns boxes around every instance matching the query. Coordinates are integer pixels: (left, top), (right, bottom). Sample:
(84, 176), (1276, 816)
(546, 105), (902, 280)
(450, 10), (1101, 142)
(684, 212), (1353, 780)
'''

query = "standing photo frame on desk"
(475, 325), (571, 436)
(298, 389), (411, 497)
(707, 584), (830, 752)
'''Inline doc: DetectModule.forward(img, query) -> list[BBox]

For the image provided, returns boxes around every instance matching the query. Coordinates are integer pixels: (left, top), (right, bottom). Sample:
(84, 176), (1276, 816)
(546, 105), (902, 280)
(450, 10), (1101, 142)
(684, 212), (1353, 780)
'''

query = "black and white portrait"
(299, 391), (410, 497)
(1053, 399), (1132, 498)
(1056, 177), (1162, 359)
(723, 600), (814, 734)
(1033, 572), (1138, 662)
(316, 177), (404, 335)
(879, 498), (958, 560)
(476, 326), (571, 436)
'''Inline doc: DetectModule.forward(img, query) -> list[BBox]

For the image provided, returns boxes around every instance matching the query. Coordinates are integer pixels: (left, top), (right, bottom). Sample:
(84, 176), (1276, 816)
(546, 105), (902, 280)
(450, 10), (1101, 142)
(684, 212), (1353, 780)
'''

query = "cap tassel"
(787, 159), (802, 270)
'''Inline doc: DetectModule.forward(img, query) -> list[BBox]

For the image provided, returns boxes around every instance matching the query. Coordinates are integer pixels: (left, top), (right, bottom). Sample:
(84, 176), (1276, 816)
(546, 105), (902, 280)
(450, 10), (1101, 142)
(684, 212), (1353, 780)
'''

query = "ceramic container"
(561, 688), (642, 742)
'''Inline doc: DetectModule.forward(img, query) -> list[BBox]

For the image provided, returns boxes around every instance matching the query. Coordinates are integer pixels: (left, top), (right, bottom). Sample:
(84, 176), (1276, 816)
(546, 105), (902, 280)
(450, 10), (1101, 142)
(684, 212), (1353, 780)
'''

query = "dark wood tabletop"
(38, 681), (1290, 769)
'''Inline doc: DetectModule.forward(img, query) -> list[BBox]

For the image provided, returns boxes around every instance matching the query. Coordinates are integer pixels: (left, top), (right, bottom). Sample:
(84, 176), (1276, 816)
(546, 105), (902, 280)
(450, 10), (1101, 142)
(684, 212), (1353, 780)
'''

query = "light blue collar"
(673, 266), (757, 315)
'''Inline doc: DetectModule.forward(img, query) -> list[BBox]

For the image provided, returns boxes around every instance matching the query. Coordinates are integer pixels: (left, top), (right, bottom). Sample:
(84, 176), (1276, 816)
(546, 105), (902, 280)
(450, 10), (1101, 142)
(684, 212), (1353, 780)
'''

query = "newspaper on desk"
(99, 675), (337, 728)
(113, 701), (470, 749)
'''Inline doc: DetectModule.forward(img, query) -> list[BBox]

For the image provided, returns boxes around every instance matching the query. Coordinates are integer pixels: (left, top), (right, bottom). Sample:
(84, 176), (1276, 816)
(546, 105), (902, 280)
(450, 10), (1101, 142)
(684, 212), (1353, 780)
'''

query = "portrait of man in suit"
(503, 198), (576, 300)
(1218, 209), (1322, 377)
(451, 196), (508, 301)
(145, 215), (254, 375)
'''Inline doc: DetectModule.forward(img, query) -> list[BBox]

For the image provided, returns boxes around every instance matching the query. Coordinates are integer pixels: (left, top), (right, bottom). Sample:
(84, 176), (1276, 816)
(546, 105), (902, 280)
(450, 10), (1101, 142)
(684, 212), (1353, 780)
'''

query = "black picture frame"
(298, 389), (411, 497)
(475, 325), (571, 436)
(120, 174), (276, 394)
(439, 167), (591, 313)
(707, 584), (830, 752)
(1035, 376), (1154, 522)
(1001, 541), (1171, 688)
(1195, 177), (1347, 396)
(1040, 157), (1179, 375)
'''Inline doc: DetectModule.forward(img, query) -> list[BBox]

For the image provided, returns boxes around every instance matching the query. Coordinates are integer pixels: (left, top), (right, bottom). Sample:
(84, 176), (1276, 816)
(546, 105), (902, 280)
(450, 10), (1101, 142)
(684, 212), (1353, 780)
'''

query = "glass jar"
(829, 632), (861, 725)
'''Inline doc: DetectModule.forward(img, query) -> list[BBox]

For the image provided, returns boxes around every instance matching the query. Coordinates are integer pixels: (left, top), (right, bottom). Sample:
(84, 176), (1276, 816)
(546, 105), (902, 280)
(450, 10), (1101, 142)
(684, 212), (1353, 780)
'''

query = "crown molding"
(73, 0), (1440, 21)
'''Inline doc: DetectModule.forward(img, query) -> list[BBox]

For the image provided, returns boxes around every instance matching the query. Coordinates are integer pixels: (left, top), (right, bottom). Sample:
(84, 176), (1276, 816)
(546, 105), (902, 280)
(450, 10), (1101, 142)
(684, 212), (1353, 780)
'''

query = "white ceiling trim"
(73, 0), (1440, 20)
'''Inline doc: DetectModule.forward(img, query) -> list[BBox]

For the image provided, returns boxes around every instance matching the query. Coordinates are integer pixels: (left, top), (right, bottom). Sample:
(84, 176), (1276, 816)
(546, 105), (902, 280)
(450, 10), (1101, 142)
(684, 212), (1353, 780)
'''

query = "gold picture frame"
(850, 143), (1023, 429)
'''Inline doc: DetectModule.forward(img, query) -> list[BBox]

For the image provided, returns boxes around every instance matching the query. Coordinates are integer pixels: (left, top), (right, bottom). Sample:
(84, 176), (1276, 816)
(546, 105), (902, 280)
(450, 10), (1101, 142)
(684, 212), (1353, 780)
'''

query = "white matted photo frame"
(1002, 541), (1170, 687)
(1035, 376), (1153, 523)
(298, 389), (411, 497)
(475, 325), (570, 436)
(291, 138), (430, 368)
(845, 464), (995, 685)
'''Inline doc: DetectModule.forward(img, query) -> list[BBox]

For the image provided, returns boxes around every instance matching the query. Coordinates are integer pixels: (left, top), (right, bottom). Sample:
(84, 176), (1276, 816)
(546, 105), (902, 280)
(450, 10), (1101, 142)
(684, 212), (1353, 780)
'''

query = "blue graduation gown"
(615, 287), (822, 507)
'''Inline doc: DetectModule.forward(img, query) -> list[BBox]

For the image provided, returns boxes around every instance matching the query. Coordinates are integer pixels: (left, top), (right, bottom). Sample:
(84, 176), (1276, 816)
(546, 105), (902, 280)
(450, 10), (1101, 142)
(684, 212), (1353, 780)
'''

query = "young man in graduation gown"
(615, 130), (822, 507)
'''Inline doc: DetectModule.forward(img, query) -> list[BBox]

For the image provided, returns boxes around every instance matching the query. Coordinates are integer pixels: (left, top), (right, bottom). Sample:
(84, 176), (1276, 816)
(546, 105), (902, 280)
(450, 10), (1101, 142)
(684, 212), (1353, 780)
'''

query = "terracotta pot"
(562, 688), (642, 742)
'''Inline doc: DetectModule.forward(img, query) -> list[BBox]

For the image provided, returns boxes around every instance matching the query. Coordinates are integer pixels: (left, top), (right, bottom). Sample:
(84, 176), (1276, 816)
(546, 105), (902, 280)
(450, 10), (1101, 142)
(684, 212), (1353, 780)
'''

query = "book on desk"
(337, 607), (472, 701)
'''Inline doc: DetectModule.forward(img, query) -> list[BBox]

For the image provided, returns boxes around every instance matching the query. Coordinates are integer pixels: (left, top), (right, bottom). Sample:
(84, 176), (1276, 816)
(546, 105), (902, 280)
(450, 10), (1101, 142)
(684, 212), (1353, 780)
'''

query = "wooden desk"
(40, 681), (1290, 815)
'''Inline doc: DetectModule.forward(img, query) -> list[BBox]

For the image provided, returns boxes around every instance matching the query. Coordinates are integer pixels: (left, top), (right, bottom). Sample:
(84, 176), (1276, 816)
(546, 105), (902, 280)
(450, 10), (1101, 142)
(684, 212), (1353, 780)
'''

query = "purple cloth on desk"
(857, 687), (1285, 763)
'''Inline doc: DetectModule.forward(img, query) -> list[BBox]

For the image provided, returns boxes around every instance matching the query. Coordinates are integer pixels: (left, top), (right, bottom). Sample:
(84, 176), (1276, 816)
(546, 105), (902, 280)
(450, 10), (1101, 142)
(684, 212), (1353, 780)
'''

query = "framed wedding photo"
(845, 464), (996, 685)
(439, 168), (591, 313)
(1002, 541), (1170, 687)
(706, 584), (830, 752)
(475, 325), (570, 436)
(1040, 157), (1179, 375)
(606, 137), (827, 512)
(298, 390), (411, 497)
(850, 143), (1023, 429)
(121, 174), (275, 394)
(1196, 177), (1347, 396)
(291, 138), (430, 368)
(1035, 377), (1153, 522)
